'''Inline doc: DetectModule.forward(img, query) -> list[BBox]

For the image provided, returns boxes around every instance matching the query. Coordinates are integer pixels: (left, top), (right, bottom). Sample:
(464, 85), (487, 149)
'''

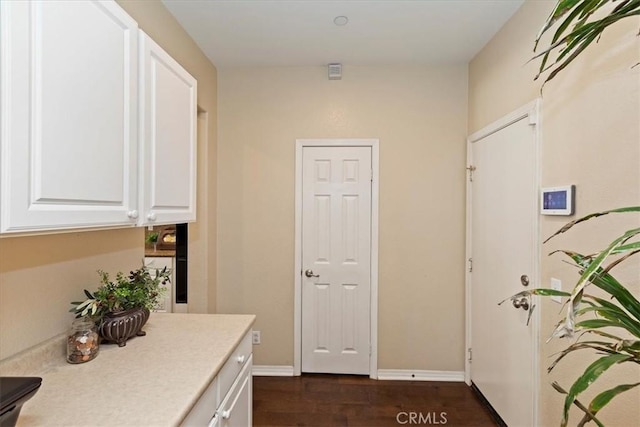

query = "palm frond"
(544, 206), (640, 243)
(552, 382), (605, 427)
(534, 0), (640, 88)
(561, 354), (632, 426)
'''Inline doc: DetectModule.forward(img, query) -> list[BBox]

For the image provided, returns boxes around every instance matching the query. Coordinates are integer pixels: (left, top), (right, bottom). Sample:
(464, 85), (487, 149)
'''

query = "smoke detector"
(333, 16), (349, 26)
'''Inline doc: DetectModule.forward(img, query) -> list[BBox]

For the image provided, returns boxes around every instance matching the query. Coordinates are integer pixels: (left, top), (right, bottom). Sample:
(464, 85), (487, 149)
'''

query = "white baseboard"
(252, 365), (295, 376)
(251, 366), (463, 381)
(377, 369), (465, 382)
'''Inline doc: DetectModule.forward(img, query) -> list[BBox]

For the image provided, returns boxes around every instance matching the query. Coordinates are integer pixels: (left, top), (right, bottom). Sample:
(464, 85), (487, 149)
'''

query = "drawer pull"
(236, 355), (246, 364)
(221, 410), (231, 420)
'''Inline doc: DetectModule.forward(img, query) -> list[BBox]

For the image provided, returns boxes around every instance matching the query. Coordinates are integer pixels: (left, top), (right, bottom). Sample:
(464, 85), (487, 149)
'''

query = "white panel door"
(469, 115), (537, 426)
(139, 31), (197, 226)
(0, 0), (139, 233)
(301, 146), (372, 375)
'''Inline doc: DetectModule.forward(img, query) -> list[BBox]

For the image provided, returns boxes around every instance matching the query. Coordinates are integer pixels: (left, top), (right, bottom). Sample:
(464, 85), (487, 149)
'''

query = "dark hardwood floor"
(253, 374), (498, 426)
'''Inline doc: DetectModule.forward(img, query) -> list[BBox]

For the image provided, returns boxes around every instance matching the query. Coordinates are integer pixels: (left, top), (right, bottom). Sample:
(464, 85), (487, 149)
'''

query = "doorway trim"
(464, 99), (541, 424)
(294, 138), (379, 378)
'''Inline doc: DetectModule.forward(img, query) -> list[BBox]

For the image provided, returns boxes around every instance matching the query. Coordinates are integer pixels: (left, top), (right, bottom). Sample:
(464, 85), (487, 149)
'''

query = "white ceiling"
(162, 0), (525, 69)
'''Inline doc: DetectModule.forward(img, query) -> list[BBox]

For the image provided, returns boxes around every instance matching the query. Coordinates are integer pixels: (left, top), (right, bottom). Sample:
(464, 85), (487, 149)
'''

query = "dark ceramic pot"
(99, 307), (150, 347)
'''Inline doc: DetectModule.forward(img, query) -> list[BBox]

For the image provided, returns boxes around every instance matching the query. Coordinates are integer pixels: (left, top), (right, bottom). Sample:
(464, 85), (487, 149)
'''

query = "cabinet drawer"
(181, 377), (218, 426)
(217, 331), (252, 401)
(217, 354), (252, 427)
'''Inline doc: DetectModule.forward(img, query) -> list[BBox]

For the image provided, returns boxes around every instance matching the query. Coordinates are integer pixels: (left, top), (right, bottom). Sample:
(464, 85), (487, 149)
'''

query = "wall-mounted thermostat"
(541, 185), (575, 215)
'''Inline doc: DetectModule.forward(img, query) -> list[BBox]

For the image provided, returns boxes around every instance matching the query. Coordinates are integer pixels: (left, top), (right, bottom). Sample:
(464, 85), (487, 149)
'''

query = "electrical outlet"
(252, 331), (261, 345)
(551, 278), (562, 304)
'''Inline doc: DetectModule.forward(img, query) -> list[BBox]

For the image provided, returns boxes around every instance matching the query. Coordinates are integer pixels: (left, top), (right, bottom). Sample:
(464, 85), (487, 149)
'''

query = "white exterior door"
(139, 31), (197, 226)
(0, 0), (139, 233)
(468, 104), (539, 426)
(301, 146), (372, 375)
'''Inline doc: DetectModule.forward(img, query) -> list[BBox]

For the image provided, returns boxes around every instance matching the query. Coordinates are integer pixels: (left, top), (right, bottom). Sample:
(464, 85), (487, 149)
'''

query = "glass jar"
(66, 317), (99, 364)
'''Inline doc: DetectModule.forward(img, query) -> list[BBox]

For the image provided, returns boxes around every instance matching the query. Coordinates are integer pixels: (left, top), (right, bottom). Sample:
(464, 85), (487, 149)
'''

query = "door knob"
(147, 212), (157, 221)
(127, 210), (139, 219)
(512, 297), (529, 311)
(304, 269), (319, 278)
(520, 275), (530, 286)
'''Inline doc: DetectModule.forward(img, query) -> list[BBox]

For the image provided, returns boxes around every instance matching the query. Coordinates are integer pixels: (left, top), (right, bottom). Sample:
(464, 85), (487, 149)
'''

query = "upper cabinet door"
(0, 1), (139, 233)
(139, 31), (197, 226)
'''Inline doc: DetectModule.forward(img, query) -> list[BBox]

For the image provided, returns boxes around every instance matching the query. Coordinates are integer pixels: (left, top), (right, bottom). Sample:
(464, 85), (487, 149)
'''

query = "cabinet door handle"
(147, 212), (157, 221)
(221, 410), (231, 420)
(127, 210), (139, 219)
(236, 355), (246, 364)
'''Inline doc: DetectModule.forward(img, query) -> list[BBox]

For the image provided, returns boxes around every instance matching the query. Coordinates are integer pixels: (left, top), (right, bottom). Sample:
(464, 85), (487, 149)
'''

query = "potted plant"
(503, 1), (640, 425)
(504, 207), (639, 426)
(145, 231), (159, 251)
(71, 263), (170, 347)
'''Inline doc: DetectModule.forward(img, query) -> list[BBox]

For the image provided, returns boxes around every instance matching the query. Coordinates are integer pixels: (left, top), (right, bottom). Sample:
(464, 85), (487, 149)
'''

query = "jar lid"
(72, 317), (96, 328)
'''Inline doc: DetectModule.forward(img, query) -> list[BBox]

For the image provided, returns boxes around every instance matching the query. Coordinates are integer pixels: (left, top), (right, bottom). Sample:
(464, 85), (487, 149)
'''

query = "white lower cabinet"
(208, 413), (221, 427)
(182, 331), (253, 426)
(217, 355), (252, 427)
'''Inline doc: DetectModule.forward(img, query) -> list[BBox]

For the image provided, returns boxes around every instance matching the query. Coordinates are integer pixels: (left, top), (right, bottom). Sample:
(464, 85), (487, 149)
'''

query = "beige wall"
(217, 65), (469, 370)
(0, 0), (218, 361)
(470, 1), (640, 425)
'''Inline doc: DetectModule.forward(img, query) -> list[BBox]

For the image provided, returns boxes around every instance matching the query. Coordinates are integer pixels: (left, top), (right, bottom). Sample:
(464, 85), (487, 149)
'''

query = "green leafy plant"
(533, 0), (640, 87)
(71, 263), (170, 321)
(145, 231), (159, 245)
(522, 1), (640, 424)
(505, 207), (640, 426)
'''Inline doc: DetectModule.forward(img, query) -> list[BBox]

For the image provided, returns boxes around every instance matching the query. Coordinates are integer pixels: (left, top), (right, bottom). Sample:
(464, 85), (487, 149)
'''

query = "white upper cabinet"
(0, 0), (139, 233)
(138, 31), (197, 226)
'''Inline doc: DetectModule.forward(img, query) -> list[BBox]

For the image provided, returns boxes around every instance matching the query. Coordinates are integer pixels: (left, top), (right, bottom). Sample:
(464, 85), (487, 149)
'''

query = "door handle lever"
(304, 269), (319, 278)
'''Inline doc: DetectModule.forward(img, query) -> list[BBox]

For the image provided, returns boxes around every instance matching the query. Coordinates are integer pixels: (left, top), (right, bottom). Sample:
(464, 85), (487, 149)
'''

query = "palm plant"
(506, 207), (640, 426)
(509, 1), (640, 424)
(533, 0), (640, 87)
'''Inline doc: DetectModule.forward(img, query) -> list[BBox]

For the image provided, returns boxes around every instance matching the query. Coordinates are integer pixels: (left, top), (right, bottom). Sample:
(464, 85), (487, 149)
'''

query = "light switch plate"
(551, 278), (562, 304)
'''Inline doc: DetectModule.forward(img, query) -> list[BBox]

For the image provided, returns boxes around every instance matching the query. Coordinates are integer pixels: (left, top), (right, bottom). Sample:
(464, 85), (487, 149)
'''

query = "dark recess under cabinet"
(175, 223), (188, 304)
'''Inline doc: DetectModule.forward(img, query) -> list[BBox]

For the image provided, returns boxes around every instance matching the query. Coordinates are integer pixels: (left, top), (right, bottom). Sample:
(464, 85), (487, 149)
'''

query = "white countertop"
(1, 313), (255, 427)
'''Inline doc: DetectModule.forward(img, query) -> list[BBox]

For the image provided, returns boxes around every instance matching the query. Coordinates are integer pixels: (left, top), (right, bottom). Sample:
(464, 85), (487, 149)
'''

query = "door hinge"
(369, 345), (372, 356)
(370, 169), (373, 183)
(466, 165), (476, 182)
(468, 347), (472, 362)
(468, 257), (473, 273)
